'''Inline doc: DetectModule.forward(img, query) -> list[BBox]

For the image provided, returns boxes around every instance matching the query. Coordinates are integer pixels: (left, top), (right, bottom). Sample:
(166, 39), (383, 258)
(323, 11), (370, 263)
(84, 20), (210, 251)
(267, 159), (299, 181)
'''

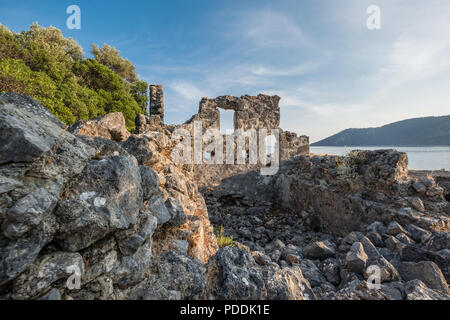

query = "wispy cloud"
(232, 10), (309, 48)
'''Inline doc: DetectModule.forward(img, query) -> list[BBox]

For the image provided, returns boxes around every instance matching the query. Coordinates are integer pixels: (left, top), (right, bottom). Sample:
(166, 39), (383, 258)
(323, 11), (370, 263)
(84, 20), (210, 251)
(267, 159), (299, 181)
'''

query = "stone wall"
(149, 85), (164, 121)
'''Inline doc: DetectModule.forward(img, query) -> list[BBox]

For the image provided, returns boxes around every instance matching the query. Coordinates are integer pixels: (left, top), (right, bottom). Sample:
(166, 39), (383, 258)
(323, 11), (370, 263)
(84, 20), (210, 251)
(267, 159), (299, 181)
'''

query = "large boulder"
(11, 252), (84, 299)
(0, 94), (94, 287)
(69, 112), (130, 142)
(398, 261), (449, 294)
(303, 241), (336, 260)
(127, 250), (206, 300)
(54, 156), (143, 251)
(204, 246), (316, 300)
(405, 280), (450, 300)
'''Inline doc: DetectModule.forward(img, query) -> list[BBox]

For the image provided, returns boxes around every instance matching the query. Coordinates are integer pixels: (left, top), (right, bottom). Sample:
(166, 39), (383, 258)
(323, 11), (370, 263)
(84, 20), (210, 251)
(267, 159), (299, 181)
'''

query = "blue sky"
(1, 0), (449, 142)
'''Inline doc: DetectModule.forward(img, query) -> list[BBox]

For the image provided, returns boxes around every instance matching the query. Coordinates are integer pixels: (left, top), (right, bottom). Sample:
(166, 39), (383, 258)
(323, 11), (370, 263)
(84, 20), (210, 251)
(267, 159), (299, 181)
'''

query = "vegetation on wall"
(0, 23), (148, 130)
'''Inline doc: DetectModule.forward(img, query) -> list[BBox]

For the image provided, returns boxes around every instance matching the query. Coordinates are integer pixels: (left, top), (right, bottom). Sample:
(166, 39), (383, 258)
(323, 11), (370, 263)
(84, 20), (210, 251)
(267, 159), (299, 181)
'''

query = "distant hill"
(312, 115), (450, 146)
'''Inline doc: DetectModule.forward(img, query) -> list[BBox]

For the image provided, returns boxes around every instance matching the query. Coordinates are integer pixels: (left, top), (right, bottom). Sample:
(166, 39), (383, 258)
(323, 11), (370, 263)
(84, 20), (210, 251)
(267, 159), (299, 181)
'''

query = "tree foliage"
(0, 23), (148, 130)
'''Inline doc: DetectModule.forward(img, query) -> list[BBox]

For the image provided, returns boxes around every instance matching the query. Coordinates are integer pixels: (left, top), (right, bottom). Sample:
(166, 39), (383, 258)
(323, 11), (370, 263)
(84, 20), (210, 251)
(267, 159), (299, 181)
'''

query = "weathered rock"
(398, 261), (449, 294)
(304, 241), (336, 260)
(12, 252), (84, 299)
(299, 259), (328, 288)
(55, 156), (143, 251)
(385, 236), (405, 254)
(204, 246), (315, 300)
(366, 221), (387, 235)
(407, 224), (432, 243)
(112, 239), (153, 289)
(405, 280), (449, 300)
(427, 232), (450, 252)
(319, 258), (341, 286)
(69, 112), (130, 142)
(345, 242), (368, 274)
(0, 94), (65, 164)
(336, 280), (389, 300)
(386, 221), (408, 236)
(380, 281), (406, 300)
(118, 215), (157, 256)
(347, 233), (400, 283)
(366, 232), (384, 247)
(140, 166), (160, 201)
(400, 245), (449, 280)
(145, 195), (171, 225)
(38, 288), (62, 300)
(0, 176), (22, 194)
(165, 197), (188, 227)
(2, 188), (57, 240)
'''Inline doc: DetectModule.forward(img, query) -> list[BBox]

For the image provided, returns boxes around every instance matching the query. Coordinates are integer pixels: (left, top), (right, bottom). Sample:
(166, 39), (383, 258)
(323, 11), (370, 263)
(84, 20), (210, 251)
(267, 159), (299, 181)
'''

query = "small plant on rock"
(336, 151), (361, 178)
(214, 226), (234, 248)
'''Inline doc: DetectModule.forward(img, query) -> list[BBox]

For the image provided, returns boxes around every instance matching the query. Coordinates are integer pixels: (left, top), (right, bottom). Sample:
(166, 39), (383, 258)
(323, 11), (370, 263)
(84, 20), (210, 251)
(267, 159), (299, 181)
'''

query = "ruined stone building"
(138, 85), (310, 186)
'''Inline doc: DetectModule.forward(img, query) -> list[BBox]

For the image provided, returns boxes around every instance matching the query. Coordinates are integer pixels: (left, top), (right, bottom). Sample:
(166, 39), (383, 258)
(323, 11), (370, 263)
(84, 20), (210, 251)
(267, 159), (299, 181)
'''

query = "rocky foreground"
(0, 93), (449, 300)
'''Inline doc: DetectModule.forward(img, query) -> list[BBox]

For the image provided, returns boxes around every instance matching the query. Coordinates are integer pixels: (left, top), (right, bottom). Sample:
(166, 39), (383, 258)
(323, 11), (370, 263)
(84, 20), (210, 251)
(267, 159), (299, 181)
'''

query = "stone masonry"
(150, 85), (164, 121)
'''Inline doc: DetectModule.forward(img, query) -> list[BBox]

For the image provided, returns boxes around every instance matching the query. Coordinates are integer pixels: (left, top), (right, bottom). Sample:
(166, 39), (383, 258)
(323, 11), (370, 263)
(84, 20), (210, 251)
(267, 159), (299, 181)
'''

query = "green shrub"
(336, 151), (361, 178)
(0, 23), (148, 131)
(214, 226), (235, 248)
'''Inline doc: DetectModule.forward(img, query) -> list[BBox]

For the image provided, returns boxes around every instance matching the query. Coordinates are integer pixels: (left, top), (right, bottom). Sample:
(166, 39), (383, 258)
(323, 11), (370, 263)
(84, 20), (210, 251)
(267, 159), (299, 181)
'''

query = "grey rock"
(427, 232), (450, 252)
(38, 289), (61, 300)
(128, 251), (205, 300)
(0, 94), (64, 164)
(165, 197), (188, 227)
(345, 242), (368, 274)
(412, 182), (427, 194)
(380, 281), (406, 300)
(385, 236), (405, 254)
(406, 224), (431, 243)
(112, 239), (153, 289)
(204, 246), (315, 300)
(168, 240), (189, 255)
(366, 221), (387, 235)
(396, 233), (414, 245)
(0, 176), (22, 194)
(253, 252), (272, 266)
(69, 112), (130, 142)
(12, 252), (84, 299)
(145, 195), (171, 225)
(304, 240), (336, 260)
(319, 258), (341, 286)
(348, 233), (400, 283)
(386, 221), (407, 236)
(55, 156), (143, 251)
(405, 280), (449, 300)
(400, 245), (449, 280)
(118, 215), (157, 256)
(140, 166), (160, 201)
(2, 188), (57, 240)
(366, 232), (384, 247)
(398, 261), (449, 294)
(299, 259), (328, 287)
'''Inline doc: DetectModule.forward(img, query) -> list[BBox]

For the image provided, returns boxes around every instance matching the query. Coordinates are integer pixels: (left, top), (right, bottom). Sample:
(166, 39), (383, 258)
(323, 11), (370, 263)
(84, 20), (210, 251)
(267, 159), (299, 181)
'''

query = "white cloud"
(250, 61), (320, 77)
(234, 10), (308, 48)
(170, 81), (210, 101)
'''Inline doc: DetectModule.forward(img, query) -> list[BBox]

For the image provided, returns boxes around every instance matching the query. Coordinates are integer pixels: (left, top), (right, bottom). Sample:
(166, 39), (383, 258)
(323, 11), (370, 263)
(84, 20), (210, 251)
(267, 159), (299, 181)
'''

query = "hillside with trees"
(312, 115), (450, 146)
(0, 23), (148, 130)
